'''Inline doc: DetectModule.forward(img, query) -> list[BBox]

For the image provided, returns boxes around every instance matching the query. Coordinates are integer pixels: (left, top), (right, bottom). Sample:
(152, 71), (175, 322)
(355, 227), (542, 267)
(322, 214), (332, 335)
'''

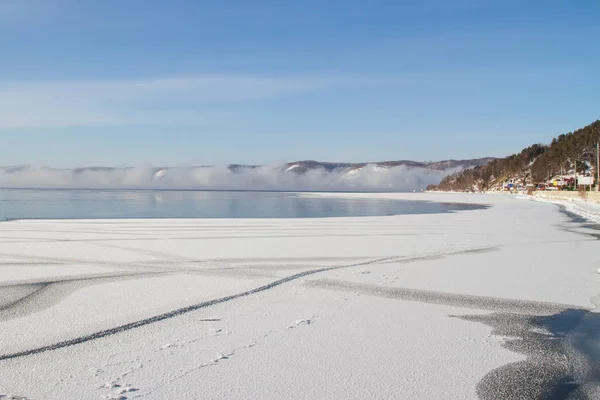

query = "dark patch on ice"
(306, 278), (600, 398)
(0, 284), (47, 311)
(0, 272), (169, 322)
(557, 206), (600, 241)
(305, 279), (579, 315)
(457, 309), (600, 400)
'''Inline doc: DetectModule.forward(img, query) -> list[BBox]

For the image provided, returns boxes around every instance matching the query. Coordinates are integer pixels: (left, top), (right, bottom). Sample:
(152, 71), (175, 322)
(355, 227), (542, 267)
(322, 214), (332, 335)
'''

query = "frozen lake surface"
(0, 189), (484, 220)
(0, 192), (599, 400)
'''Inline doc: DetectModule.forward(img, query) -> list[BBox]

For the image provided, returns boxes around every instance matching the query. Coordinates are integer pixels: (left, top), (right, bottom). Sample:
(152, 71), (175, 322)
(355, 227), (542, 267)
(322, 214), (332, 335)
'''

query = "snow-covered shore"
(511, 192), (600, 224)
(0, 193), (599, 399)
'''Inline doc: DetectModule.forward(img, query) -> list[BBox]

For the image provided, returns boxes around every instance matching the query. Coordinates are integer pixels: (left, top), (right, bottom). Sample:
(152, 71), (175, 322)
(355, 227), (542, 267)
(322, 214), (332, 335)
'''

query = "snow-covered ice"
(0, 193), (599, 399)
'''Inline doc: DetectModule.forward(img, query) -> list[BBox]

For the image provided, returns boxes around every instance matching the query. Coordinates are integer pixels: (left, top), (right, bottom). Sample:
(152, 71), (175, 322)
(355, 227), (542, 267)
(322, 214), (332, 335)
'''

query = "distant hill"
(428, 120), (600, 192)
(0, 158), (495, 191)
(0, 158), (495, 177)
(280, 158), (495, 175)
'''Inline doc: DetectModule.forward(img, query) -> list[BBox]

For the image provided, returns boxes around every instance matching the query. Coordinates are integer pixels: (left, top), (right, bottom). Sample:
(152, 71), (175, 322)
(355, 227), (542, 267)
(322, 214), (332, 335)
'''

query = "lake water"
(0, 189), (484, 220)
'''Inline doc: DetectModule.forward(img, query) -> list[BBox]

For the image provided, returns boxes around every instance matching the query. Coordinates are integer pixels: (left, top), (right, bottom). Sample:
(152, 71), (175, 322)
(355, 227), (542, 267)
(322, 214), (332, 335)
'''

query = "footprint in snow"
(288, 318), (314, 329)
(213, 352), (234, 363)
(117, 386), (138, 395)
(100, 382), (120, 389)
(210, 328), (231, 337)
(104, 384), (138, 400)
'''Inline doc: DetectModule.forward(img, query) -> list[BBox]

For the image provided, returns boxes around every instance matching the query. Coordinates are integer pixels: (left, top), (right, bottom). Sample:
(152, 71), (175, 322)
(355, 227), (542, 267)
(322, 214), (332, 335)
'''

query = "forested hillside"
(429, 120), (600, 191)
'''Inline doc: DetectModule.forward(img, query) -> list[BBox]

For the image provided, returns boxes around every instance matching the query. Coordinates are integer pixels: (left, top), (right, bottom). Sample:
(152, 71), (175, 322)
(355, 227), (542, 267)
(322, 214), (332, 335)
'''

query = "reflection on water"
(0, 189), (486, 220)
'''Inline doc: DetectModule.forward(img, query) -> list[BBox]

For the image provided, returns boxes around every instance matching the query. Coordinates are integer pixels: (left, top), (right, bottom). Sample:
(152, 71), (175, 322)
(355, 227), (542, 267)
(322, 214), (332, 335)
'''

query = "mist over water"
(0, 164), (459, 192)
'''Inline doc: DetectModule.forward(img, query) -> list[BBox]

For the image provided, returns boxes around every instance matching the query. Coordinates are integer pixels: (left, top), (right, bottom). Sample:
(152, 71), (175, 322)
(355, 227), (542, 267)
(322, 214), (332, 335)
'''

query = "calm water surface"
(0, 189), (484, 220)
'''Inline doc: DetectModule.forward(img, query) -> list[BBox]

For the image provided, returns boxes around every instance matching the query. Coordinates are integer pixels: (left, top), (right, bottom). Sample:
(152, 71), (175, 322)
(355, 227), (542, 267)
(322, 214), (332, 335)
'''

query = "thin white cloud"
(0, 75), (342, 129)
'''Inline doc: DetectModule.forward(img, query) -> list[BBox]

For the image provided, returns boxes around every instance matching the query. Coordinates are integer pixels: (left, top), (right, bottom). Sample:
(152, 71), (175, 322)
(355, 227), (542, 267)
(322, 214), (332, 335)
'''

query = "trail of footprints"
(91, 316), (316, 399)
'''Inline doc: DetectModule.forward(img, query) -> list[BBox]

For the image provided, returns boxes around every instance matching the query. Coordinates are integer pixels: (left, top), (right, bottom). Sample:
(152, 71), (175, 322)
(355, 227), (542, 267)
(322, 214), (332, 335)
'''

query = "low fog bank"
(0, 164), (460, 192)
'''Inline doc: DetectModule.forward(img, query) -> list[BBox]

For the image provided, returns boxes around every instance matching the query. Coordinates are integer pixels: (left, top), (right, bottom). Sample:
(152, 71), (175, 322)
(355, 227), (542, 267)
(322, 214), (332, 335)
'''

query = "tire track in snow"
(0, 247), (494, 362)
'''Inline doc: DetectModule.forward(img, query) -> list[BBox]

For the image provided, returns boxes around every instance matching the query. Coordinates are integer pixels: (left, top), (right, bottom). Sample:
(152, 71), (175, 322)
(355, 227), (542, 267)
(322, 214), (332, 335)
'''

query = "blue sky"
(1, 0), (599, 167)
